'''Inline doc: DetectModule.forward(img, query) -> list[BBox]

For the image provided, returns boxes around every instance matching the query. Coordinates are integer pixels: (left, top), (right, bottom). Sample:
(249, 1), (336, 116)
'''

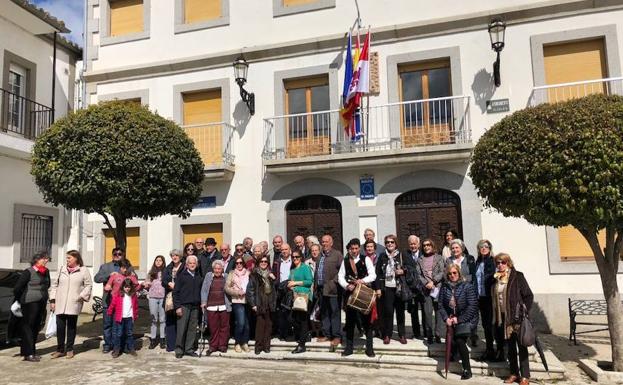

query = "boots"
(160, 338), (166, 349)
(292, 343), (306, 354)
(148, 338), (158, 349)
(341, 342), (354, 357)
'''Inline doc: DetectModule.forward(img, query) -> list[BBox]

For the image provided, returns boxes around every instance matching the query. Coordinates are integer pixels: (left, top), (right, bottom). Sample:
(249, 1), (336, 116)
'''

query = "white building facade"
(83, 0), (623, 333)
(0, 0), (81, 272)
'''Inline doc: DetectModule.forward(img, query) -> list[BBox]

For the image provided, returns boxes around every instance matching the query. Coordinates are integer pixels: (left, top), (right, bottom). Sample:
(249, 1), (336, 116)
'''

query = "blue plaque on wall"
(194, 196), (216, 209)
(360, 176), (375, 200)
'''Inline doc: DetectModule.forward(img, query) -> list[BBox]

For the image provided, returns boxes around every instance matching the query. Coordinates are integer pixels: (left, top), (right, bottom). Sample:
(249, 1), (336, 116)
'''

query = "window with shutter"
(110, 0), (144, 37)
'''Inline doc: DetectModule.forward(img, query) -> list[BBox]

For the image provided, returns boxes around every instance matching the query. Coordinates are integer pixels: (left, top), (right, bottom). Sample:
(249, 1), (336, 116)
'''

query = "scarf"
(258, 268), (272, 295)
(233, 268), (249, 293)
(34, 265), (48, 275)
(447, 281), (460, 313)
(67, 265), (79, 274)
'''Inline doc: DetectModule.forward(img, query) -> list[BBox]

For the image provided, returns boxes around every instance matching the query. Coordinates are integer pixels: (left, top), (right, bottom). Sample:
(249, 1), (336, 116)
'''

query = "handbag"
(10, 301), (22, 317)
(165, 292), (174, 312)
(518, 303), (536, 347)
(292, 292), (308, 312)
(45, 312), (57, 339)
(396, 277), (414, 302)
(454, 322), (472, 337)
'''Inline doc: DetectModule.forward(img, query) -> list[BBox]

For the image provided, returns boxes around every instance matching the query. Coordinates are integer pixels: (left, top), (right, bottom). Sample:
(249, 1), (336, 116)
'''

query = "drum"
(347, 284), (376, 314)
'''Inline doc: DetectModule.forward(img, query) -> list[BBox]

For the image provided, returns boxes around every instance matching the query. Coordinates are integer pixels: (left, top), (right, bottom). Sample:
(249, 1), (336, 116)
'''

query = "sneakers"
(234, 344), (242, 353)
(241, 344), (250, 353)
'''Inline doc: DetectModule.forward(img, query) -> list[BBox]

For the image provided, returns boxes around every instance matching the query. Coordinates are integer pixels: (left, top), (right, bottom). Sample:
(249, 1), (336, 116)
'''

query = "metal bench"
(568, 298), (609, 345)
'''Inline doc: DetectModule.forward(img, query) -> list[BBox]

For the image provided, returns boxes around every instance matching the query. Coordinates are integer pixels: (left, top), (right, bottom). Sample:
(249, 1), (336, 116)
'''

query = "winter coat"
(246, 269), (277, 314)
(14, 267), (51, 304)
(173, 268), (203, 309)
(474, 254), (496, 297)
(448, 254), (476, 283)
(492, 269), (533, 337)
(375, 250), (417, 292)
(107, 293), (138, 322)
(49, 265), (93, 315)
(437, 281), (479, 330)
(415, 253), (447, 293)
(314, 248), (343, 297)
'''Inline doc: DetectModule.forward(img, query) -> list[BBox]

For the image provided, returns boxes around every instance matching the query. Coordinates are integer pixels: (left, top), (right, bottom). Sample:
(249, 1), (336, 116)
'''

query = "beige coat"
(49, 265), (93, 315)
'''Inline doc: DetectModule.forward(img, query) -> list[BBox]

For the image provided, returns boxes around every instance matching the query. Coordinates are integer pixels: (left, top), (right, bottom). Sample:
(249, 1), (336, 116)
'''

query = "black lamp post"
(488, 19), (506, 87)
(233, 55), (255, 115)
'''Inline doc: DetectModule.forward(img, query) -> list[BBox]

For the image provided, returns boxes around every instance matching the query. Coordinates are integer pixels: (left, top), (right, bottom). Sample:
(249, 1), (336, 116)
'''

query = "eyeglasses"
(422, 243), (432, 247)
(385, 240), (395, 244)
(479, 245), (490, 249)
(447, 271), (459, 276)
(235, 261), (244, 265)
(496, 260), (507, 265)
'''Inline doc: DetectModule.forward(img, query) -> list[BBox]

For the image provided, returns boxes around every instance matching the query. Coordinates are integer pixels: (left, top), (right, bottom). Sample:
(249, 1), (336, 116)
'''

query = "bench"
(568, 298), (609, 345)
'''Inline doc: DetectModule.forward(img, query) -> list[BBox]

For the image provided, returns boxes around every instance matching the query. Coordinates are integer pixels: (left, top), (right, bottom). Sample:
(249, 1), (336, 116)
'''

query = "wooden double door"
(286, 195), (343, 253)
(395, 189), (462, 252)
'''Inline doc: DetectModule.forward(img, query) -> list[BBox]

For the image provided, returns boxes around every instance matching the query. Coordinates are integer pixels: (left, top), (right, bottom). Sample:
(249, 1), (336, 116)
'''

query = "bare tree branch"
(98, 211), (114, 231)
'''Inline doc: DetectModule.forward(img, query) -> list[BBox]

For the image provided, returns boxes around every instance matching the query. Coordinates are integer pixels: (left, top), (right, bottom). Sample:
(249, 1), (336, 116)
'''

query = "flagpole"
(365, 26), (371, 150)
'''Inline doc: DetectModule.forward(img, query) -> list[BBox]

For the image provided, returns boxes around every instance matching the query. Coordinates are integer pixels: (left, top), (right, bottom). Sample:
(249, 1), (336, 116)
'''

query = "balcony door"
(399, 60), (452, 147)
(183, 90), (222, 166)
(7, 64), (28, 134)
(285, 76), (330, 158)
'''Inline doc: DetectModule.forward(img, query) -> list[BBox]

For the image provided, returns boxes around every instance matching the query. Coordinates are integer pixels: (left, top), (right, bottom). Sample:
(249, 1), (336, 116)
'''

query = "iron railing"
(262, 95), (471, 160)
(529, 77), (623, 106)
(0, 88), (53, 140)
(183, 122), (235, 167)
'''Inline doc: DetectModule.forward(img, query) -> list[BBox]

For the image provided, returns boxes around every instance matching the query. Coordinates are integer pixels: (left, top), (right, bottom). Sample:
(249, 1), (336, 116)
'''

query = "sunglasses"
(259, 260), (269, 264)
(113, 252), (123, 256)
(422, 243), (432, 247)
(235, 261), (244, 265)
(292, 255), (302, 259)
(447, 271), (459, 276)
(496, 260), (507, 265)
(385, 240), (396, 244)
(479, 245), (491, 249)
(235, 248), (244, 252)
(186, 248), (194, 251)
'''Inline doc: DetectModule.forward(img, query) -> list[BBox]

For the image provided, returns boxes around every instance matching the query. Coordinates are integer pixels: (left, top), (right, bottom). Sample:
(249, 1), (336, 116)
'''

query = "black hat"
(206, 237), (217, 246)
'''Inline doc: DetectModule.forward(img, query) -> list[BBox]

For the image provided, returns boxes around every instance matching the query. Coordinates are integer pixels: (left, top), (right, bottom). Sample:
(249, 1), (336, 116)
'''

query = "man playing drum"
(338, 238), (377, 357)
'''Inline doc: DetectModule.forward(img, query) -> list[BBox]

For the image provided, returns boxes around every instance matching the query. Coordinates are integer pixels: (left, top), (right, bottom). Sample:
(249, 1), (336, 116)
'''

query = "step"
(208, 343), (565, 380)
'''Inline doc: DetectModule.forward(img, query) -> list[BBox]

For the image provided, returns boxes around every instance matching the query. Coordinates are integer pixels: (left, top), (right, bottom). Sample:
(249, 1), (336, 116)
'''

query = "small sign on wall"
(360, 176), (375, 200)
(194, 196), (216, 209)
(486, 98), (510, 113)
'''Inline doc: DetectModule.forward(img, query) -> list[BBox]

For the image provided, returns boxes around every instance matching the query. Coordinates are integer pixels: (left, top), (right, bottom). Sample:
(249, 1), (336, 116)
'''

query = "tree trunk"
(602, 268), (623, 371)
(582, 228), (623, 371)
(112, 214), (127, 253)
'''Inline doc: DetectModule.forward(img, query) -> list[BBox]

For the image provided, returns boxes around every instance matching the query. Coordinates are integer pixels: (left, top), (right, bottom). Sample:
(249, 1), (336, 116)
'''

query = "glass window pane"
(311, 85), (329, 136)
(400, 71), (424, 127)
(287, 88), (307, 138)
(428, 68), (451, 124)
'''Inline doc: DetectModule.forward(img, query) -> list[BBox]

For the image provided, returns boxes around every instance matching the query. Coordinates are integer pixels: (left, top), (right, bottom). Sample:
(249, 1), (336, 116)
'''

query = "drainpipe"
(51, 31), (57, 121)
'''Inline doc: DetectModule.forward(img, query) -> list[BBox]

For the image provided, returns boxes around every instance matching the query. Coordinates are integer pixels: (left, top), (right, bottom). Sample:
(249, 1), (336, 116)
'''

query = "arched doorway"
(395, 188), (462, 252)
(286, 195), (343, 253)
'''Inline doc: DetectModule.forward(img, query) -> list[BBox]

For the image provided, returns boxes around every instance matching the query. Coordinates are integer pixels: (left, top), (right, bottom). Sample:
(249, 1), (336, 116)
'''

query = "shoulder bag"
(518, 303), (536, 347)
(292, 292), (309, 312)
(164, 271), (175, 312)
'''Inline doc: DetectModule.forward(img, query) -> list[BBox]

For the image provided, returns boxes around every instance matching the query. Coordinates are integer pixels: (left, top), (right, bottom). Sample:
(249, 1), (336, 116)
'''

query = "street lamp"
(488, 19), (506, 87)
(233, 55), (255, 115)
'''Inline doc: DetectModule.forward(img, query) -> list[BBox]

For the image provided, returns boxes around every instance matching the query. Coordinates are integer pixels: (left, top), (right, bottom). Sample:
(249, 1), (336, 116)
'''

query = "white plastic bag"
(10, 301), (22, 317)
(45, 312), (57, 338)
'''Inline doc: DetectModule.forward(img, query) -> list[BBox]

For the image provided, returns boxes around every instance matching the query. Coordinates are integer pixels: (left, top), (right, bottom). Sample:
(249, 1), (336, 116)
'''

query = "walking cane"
(198, 308), (207, 357)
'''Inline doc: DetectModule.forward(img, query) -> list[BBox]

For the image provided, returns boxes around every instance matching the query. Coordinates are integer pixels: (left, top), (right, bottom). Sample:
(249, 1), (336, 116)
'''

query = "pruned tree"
(470, 94), (623, 370)
(31, 100), (204, 252)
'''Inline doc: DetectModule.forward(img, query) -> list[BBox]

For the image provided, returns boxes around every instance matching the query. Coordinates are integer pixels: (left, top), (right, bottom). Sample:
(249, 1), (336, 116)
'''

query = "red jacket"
(107, 293), (138, 322)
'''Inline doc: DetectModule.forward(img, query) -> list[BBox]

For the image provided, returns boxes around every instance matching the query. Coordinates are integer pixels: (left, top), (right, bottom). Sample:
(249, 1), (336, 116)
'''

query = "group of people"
(12, 229), (534, 385)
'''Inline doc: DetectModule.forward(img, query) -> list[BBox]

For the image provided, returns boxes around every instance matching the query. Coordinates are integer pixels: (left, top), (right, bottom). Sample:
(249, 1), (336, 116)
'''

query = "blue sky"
(33, 0), (84, 46)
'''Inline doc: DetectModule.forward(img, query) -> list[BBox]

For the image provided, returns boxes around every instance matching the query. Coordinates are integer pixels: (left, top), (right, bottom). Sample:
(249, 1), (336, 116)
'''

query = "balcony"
(183, 122), (236, 181)
(1, 87), (53, 140)
(529, 77), (623, 106)
(262, 95), (472, 174)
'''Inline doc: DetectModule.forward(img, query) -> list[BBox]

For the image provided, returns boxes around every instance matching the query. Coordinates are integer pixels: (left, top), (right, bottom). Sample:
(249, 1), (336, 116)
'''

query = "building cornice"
(84, 0), (623, 84)
(10, 0), (70, 33)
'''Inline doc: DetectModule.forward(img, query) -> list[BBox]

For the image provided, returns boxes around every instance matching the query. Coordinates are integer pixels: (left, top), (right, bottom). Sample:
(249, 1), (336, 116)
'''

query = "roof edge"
(10, 0), (71, 33)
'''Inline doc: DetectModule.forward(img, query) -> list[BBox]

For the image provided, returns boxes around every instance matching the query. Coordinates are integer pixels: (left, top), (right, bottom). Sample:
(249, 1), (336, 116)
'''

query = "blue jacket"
(437, 281), (479, 330)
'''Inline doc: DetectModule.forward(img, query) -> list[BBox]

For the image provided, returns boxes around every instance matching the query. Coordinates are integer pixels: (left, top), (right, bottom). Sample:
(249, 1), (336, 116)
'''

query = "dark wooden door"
(286, 195), (343, 253)
(395, 189), (461, 252)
